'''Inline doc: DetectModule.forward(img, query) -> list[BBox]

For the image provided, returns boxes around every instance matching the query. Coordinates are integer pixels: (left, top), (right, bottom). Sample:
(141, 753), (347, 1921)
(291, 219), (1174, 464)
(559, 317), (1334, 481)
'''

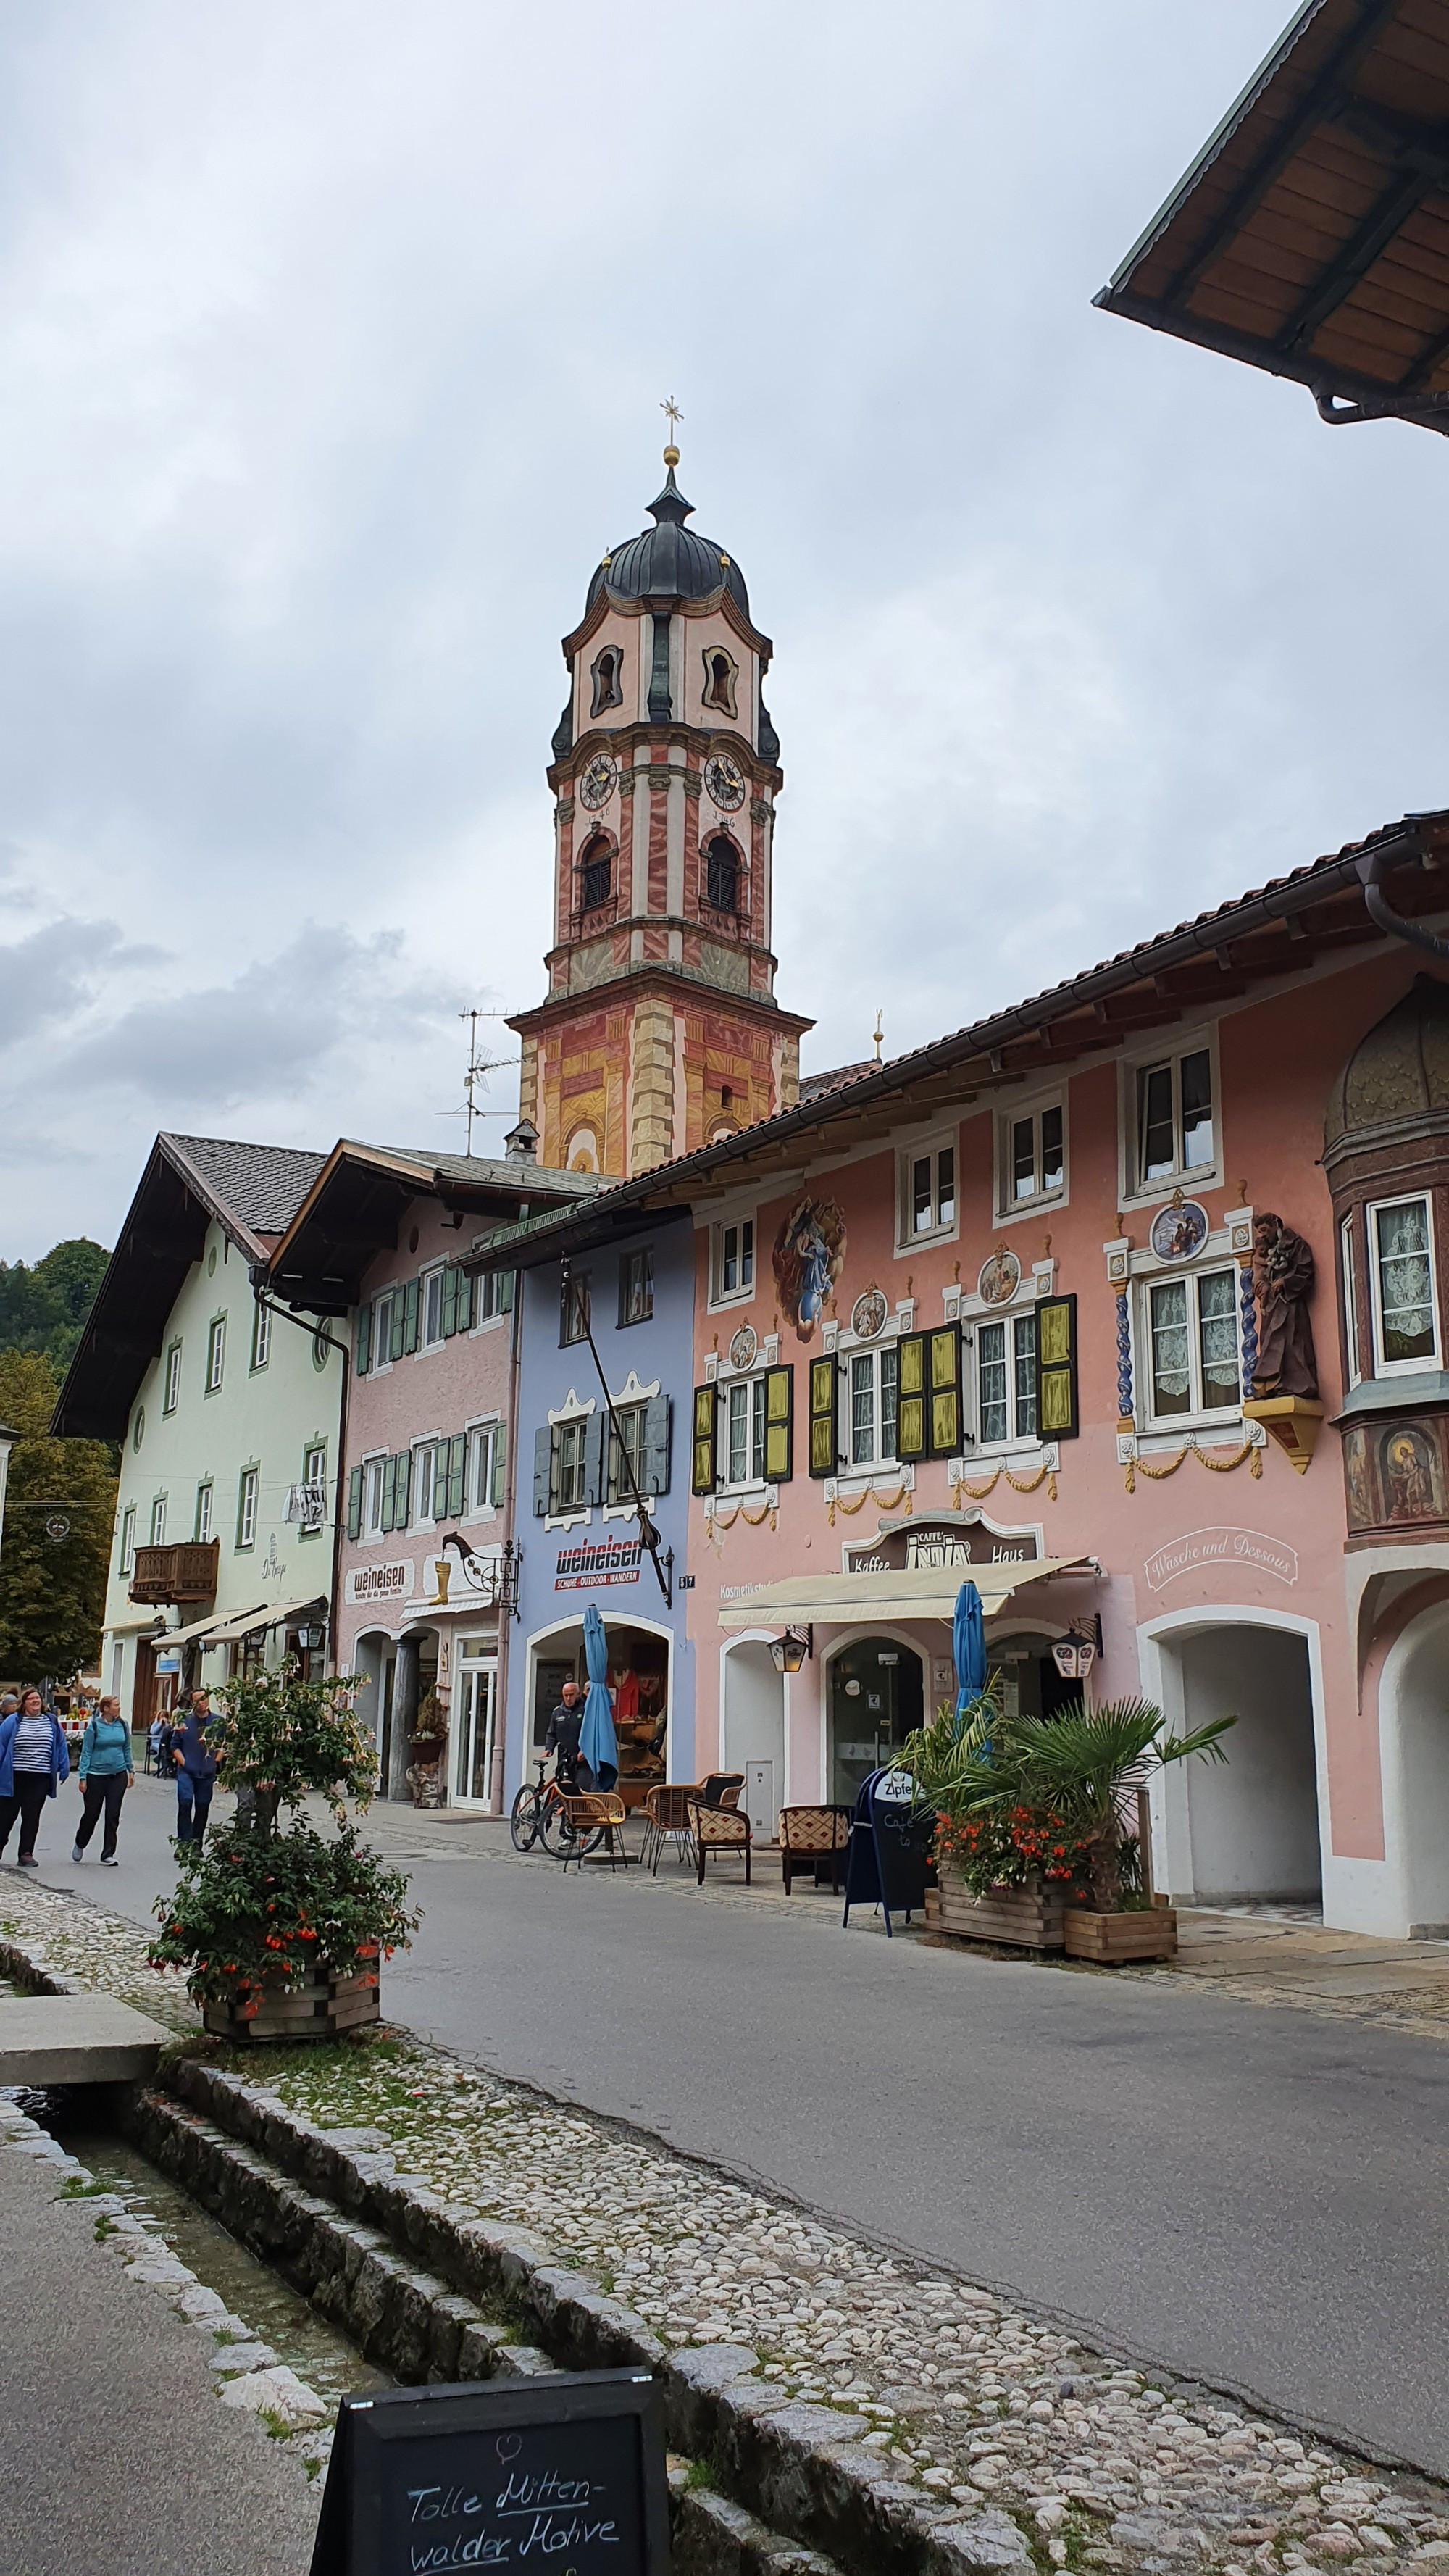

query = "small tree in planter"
(903, 1689), (1084, 1948)
(149, 1664), (419, 2041)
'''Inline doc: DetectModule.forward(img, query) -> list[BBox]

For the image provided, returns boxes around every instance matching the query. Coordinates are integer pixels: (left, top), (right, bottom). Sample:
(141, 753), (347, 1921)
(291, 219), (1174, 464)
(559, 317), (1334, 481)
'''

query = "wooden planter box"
(1064, 1906), (1177, 1964)
(928, 1870), (1066, 1951)
(203, 1964), (381, 2045)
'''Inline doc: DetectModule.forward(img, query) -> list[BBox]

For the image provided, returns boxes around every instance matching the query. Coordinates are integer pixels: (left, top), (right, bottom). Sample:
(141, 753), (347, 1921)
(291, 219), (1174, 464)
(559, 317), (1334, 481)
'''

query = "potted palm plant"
(149, 1663), (419, 2041)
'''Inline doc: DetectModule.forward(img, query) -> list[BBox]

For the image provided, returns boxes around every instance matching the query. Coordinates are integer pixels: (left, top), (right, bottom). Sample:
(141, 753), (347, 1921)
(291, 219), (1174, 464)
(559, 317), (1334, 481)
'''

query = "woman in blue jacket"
(72, 1696), (134, 1866)
(0, 1688), (70, 1866)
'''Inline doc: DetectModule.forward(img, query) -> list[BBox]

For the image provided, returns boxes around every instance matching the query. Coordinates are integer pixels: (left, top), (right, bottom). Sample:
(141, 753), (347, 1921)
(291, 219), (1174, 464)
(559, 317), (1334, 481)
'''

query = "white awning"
(201, 1595), (327, 1648)
(159, 1605), (257, 1650)
(717, 1556), (1099, 1632)
(104, 1611), (167, 1638)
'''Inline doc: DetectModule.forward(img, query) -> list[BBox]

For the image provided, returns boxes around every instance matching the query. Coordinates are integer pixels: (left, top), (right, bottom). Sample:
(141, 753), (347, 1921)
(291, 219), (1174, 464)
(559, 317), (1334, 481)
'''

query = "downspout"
(1356, 835), (1449, 962)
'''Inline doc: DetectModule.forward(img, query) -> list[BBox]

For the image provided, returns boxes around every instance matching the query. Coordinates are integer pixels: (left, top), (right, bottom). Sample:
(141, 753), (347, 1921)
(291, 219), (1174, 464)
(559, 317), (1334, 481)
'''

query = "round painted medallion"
(851, 1288), (888, 1340)
(977, 1249), (1022, 1306)
(729, 1322), (759, 1371)
(1148, 1199), (1210, 1262)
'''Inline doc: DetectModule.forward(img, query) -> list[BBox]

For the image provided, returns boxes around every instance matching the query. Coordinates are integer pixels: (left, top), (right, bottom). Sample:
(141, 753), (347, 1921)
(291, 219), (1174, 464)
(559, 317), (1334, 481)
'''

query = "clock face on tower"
(704, 752), (746, 812)
(578, 752), (619, 811)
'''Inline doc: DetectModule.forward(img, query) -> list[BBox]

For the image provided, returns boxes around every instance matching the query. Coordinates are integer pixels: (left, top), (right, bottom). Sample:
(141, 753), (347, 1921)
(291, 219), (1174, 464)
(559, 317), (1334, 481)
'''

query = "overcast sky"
(3, 0), (1447, 1259)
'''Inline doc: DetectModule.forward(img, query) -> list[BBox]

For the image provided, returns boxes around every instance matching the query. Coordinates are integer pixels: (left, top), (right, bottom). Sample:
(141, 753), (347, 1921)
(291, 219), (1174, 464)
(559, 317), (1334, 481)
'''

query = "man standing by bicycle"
(545, 1678), (593, 1793)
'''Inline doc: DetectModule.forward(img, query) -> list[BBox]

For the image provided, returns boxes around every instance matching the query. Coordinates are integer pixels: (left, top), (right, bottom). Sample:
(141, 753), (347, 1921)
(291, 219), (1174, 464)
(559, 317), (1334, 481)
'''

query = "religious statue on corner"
(1250, 1212), (1319, 1400)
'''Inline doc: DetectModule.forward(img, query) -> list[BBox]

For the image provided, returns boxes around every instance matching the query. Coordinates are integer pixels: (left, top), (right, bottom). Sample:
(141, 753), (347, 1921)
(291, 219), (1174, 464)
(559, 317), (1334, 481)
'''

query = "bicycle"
(509, 1758), (606, 1861)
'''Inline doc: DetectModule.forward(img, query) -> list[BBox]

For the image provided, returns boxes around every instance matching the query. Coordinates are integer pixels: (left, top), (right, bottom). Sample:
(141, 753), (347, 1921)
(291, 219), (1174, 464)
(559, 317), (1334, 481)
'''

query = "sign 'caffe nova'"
(845, 1513), (1040, 1576)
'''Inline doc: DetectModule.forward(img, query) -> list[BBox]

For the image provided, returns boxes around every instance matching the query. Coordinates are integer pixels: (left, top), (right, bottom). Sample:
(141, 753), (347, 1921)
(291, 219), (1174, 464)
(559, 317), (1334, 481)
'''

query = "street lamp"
(769, 1627), (813, 1675)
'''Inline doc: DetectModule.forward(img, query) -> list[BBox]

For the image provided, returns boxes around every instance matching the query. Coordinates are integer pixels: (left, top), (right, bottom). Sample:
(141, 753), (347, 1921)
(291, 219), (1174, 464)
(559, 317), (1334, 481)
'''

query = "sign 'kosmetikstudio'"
(554, 1536), (643, 1592)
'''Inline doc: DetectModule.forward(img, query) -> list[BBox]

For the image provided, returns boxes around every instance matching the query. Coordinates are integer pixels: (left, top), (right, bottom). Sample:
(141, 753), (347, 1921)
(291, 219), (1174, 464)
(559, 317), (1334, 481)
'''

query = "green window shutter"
(764, 1364), (793, 1483)
(498, 1270), (515, 1312)
(394, 1449), (412, 1527)
(927, 1325), (964, 1458)
(691, 1385), (718, 1495)
(1036, 1293), (1080, 1440)
(490, 1422), (507, 1507)
(380, 1454), (397, 1534)
(441, 1267), (459, 1338)
(355, 1304), (372, 1376)
(458, 1267), (474, 1332)
(447, 1433), (467, 1517)
(895, 1333), (929, 1461)
(808, 1354), (838, 1479)
(533, 1426), (552, 1517)
(643, 1393), (671, 1496)
(403, 1277), (420, 1354)
(347, 1466), (363, 1540)
(390, 1296), (406, 1364)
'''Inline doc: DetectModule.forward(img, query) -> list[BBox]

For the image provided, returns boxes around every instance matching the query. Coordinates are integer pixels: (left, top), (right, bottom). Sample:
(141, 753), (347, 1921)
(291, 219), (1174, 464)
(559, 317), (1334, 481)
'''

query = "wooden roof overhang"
(1096, 0), (1449, 433)
(267, 1142), (601, 1315)
(469, 812), (1449, 1271)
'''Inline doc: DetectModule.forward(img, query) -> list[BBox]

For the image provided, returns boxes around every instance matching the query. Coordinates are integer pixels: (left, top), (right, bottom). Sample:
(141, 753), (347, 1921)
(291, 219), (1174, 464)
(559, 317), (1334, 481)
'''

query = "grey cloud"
(0, 917), (133, 1047)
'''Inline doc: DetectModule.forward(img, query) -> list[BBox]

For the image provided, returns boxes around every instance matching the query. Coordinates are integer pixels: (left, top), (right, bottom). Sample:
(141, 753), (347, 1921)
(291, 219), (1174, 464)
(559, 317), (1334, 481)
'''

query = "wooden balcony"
(129, 1540), (220, 1606)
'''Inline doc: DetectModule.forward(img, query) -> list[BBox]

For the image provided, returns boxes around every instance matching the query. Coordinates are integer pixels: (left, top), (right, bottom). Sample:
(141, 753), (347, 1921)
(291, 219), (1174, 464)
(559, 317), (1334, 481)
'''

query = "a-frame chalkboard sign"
(309, 2369), (672, 2576)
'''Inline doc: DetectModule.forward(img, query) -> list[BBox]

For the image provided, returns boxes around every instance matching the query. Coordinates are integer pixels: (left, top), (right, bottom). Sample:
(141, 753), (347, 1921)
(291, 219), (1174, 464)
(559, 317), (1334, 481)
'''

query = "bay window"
(1370, 1195), (1438, 1372)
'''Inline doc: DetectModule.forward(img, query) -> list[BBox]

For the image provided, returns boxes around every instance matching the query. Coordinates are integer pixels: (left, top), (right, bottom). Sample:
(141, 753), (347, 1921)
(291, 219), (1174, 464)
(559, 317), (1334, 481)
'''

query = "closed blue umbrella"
(578, 1601), (619, 1789)
(953, 1579), (986, 1722)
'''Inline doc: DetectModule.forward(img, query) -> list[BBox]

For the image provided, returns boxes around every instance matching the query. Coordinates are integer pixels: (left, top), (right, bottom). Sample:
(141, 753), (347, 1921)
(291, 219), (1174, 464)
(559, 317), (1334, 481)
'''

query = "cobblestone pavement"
(4, 1873), (1448, 2576)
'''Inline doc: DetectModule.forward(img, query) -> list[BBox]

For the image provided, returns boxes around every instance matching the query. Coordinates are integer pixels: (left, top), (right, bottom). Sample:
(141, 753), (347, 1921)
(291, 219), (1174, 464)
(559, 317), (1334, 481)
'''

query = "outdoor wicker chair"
(640, 1783), (698, 1874)
(779, 1804), (851, 1894)
(557, 1789), (632, 1874)
(689, 1796), (753, 1885)
(697, 1771), (745, 1810)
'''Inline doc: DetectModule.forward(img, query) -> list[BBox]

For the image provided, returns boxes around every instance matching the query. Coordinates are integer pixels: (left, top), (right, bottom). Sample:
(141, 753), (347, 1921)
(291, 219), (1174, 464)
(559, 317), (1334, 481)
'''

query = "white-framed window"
(469, 1421), (504, 1512)
(619, 1247), (653, 1325)
(163, 1342), (182, 1414)
(724, 1374), (768, 1488)
(422, 1267), (446, 1348)
(976, 1311), (1038, 1446)
(1001, 1100), (1065, 1212)
(552, 1416), (589, 1512)
(711, 1216), (755, 1305)
(300, 1443), (327, 1535)
(1143, 1266), (1240, 1422)
(195, 1483), (213, 1543)
(236, 1467), (259, 1550)
(412, 1440), (440, 1526)
(373, 1289), (395, 1369)
(251, 1302), (271, 1370)
(206, 1316), (226, 1393)
(899, 1135), (956, 1244)
(362, 1453), (388, 1539)
(1340, 1212), (1361, 1390)
(149, 1496), (167, 1546)
(475, 1269), (515, 1324)
(119, 1505), (135, 1575)
(560, 1271), (590, 1346)
(606, 1401), (648, 1503)
(848, 1346), (898, 1467)
(1369, 1193), (1439, 1374)
(1132, 1043), (1215, 1191)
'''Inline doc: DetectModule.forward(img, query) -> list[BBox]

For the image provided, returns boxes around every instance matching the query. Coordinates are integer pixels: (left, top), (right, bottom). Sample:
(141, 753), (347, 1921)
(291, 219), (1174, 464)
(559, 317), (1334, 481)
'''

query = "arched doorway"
(827, 1634), (924, 1808)
(1382, 1598), (1449, 1938)
(1145, 1620), (1322, 1905)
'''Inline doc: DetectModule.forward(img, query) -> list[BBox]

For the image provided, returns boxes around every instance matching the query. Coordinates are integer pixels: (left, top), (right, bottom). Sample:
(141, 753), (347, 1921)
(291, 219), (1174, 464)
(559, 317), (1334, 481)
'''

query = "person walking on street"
(0, 1688), (70, 1866)
(72, 1697), (133, 1866)
(146, 1711), (166, 1776)
(170, 1688), (219, 1846)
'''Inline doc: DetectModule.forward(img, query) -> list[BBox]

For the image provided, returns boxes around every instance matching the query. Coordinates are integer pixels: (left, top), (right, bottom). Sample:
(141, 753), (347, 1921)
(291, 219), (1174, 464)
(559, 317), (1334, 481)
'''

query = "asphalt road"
(30, 1772), (1449, 2479)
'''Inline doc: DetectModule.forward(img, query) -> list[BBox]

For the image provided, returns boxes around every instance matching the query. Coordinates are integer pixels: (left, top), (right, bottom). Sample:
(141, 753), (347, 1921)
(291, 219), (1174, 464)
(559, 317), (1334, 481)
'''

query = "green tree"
(0, 1350), (117, 1683)
(0, 1237), (110, 1370)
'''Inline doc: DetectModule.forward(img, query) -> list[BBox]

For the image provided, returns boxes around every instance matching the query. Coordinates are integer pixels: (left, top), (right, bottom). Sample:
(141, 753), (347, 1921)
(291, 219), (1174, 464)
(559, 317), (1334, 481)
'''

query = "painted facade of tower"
(509, 455), (813, 1177)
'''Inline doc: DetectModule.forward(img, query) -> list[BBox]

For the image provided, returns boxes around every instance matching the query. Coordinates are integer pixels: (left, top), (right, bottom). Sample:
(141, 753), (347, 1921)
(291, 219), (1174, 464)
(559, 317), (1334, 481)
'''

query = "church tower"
(509, 441), (812, 1176)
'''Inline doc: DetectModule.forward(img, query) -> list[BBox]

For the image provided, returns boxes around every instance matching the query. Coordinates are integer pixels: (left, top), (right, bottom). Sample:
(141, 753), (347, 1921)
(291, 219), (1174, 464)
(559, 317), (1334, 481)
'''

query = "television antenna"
(438, 1010), (517, 1156)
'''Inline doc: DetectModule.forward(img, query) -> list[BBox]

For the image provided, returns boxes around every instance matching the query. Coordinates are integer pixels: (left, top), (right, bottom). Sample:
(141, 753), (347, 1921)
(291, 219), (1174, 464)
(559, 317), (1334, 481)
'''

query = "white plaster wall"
(1380, 1598), (1449, 1938)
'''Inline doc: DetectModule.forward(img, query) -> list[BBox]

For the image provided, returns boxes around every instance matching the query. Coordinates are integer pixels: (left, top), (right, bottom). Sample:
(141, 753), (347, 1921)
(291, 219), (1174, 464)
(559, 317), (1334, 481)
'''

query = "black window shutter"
(380, 1454), (397, 1534)
(347, 1466), (363, 1540)
(533, 1425), (553, 1517)
(643, 1392), (672, 1495)
(390, 1296), (406, 1364)
(403, 1278), (420, 1354)
(808, 1354), (838, 1478)
(446, 1433), (467, 1516)
(895, 1332), (929, 1460)
(1036, 1293), (1080, 1440)
(691, 1385), (718, 1494)
(441, 1267), (459, 1338)
(583, 1409), (606, 1506)
(764, 1364), (793, 1483)
(355, 1305), (372, 1376)
(927, 1325), (964, 1458)
(394, 1449), (412, 1527)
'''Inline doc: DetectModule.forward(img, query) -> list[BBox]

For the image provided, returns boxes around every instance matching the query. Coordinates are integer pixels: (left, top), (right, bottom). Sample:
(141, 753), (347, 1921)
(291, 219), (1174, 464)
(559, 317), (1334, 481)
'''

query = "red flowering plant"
(149, 1659), (419, 2010)
(933, 1804), (1095, 1902)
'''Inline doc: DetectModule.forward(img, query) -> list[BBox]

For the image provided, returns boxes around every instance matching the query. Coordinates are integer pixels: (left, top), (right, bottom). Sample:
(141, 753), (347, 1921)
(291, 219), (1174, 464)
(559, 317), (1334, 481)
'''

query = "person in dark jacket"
(544, 1679), (593, 1792)
(72, 1697), (134, 1865)
(170, 1689), (220, 1846)
(0, 1688), (70, 1865)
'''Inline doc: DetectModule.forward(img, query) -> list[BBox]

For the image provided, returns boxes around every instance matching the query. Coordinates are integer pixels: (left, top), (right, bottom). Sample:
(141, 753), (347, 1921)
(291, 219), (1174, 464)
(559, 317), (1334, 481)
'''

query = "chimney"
(504, 1118), (539, 1164)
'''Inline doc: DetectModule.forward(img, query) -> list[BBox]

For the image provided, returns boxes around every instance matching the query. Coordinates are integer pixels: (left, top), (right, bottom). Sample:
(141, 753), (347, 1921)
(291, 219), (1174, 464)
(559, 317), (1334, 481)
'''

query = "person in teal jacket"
(72, 1696), (134, 1867)
(0, 1688), (70, 1865)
